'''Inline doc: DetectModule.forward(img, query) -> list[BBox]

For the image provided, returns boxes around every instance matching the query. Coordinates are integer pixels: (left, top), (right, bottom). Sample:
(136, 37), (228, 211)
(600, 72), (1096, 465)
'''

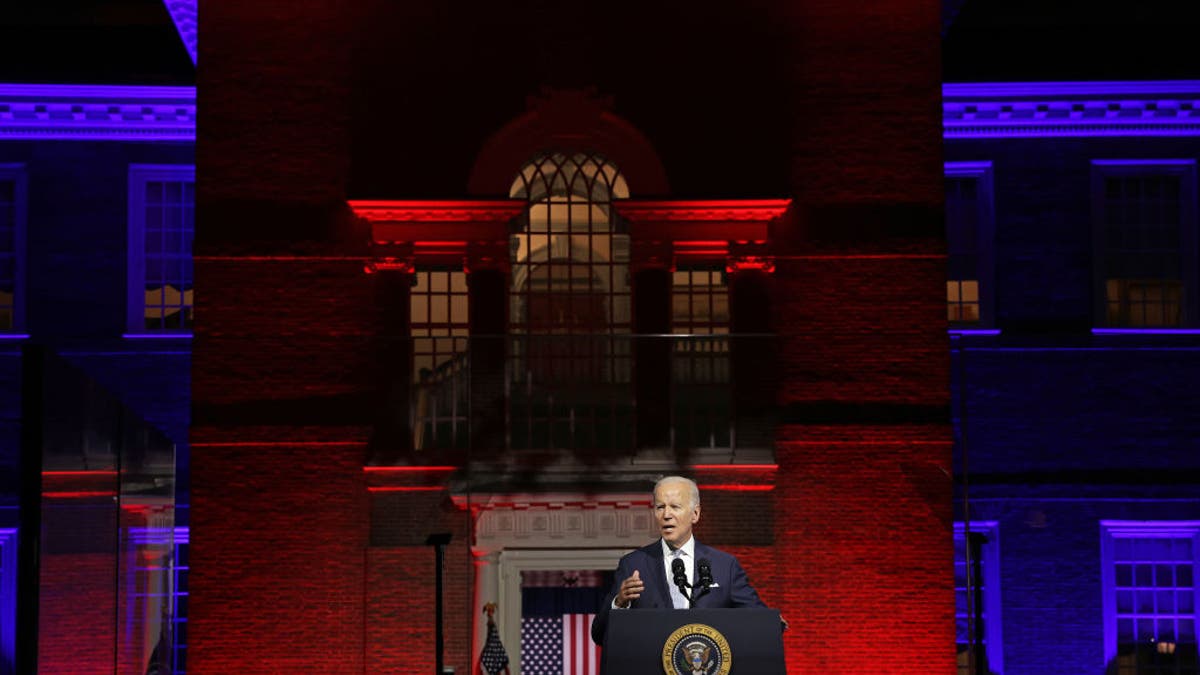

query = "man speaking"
(590, 475), (766, 645)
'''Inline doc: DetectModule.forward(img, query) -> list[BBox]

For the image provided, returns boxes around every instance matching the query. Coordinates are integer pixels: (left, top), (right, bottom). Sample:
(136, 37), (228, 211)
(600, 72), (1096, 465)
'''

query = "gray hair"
(653, 475), (700, 509)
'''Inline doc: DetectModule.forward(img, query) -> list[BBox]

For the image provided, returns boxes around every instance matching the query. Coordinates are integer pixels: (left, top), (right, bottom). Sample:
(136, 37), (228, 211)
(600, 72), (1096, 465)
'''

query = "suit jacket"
(590, 539), (766, 645)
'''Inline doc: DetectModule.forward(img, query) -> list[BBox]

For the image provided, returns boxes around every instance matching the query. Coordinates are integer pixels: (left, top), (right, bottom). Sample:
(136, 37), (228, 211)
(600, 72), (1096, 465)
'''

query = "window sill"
(1092, 328), (1200, 335)
(122, 332), (194, 340)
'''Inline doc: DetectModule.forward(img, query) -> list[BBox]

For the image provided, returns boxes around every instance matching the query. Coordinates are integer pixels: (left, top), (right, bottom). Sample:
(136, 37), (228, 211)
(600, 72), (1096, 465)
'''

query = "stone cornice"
(615, 199), (791, 223)
(944, 80), (1200, 138)
(455, 492), (658, 552)
(451, 492), (652, 511)
(348, 199), (526, 224)
(0, 84), (195, 142)
(163, 0), (197, 65)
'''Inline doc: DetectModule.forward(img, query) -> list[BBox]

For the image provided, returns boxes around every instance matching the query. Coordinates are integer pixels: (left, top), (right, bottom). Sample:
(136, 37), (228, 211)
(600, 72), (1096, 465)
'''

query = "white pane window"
(955, 522), (1003, 675)
(671, 267), (731, 449)
(507, 152), (633, 450)
(1102, 521), (1200, 674)
(128, 165), (194, 333)
(0, 165), (26, 332)
(1093, 161), (1198, 328)
(945, 162), (995, 328)
(0, 528), (16, 674)
(411, 270), (469, 450)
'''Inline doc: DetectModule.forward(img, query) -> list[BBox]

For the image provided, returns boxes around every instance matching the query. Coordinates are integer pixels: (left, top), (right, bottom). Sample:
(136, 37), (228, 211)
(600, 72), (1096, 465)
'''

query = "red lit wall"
(188, 438), (368, 673)
(40, 553), (116, 674)
(194, 0), (946, 672)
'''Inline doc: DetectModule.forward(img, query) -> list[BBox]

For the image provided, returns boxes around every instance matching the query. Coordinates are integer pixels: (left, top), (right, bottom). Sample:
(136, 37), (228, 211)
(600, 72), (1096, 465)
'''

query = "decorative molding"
(944, 81), (1200, 138)
(726, 255), (776, 274)
(349, 199), (526, 224)
(162, 0), (197, 65)
(0, 84), (195, 142)
(616, 199), (791, 223)
(454, 492), (656, 551)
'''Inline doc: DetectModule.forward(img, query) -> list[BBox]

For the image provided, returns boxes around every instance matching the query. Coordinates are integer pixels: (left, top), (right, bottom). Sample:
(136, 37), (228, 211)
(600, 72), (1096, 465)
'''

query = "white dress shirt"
(662, 536), (695, 609)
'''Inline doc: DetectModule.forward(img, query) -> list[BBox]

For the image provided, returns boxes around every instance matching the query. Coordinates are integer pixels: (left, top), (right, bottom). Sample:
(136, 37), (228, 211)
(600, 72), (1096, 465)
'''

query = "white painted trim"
(497, 548), (633, 675)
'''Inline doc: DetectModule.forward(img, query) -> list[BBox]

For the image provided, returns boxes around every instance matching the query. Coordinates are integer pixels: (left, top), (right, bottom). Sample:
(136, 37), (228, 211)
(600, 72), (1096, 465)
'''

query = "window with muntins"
(507, 152), (631, 450)
(0, 165), (26, 332)
(411, 270), (470, 450)
(944, 162), (995, 328)
(1093, 160), (1198, 328)
(128, 165), (195, 333)
(171, 528), (188, 675)
(672, 267), (731, 448)
(1102, 521), (1199, 674)
(955, 522), (1002, 675)
(0, 528), (16, 675)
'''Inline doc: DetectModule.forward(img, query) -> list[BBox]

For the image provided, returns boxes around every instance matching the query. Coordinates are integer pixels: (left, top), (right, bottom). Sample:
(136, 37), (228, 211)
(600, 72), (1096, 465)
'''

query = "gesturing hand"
(616, 569), (643, 608)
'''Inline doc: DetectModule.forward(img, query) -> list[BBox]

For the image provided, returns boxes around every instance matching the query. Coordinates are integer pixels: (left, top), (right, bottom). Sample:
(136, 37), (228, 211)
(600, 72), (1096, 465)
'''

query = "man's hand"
(615, 570), (643, 608)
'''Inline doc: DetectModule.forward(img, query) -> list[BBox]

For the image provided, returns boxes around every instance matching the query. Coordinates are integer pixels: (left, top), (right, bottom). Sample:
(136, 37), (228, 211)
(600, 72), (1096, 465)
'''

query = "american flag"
(479, 618), (510, 675)
(522, 613), (600, 675)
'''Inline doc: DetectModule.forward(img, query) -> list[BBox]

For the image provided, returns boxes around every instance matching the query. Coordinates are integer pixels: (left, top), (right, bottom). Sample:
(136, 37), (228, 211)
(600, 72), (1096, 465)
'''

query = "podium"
(599, 608), (785, 675)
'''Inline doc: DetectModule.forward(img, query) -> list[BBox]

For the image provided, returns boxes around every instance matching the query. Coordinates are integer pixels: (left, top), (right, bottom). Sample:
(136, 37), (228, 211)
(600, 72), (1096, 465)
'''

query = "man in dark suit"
(590, 476), (766, 645)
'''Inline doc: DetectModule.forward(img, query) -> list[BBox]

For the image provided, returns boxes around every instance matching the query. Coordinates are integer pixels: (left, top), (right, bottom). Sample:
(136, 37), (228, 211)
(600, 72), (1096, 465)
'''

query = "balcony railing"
(408, 333), (775, 458)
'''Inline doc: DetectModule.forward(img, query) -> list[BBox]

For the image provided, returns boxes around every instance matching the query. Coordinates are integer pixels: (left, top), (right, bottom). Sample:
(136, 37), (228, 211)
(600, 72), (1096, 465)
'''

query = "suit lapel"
(648, 541), (672, 608)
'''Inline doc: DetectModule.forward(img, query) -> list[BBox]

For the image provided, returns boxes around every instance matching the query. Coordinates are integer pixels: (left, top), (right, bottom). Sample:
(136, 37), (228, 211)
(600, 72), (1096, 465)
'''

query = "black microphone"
(671, 557), (692, 603)
(697, 558), (714, 591)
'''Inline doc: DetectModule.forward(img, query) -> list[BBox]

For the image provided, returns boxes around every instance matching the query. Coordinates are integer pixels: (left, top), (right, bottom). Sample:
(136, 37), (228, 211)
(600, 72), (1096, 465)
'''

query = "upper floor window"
(127, 165), (195, 334)
(0, 165), (26, 332)
(507, 152), (631, 450)
(955, 521), (1003, 675)
(671, 268), (730, 383)
(672, 267), (731, 449)
(1093, 160), (1198, 328)
(411, 270), (469, 450)
(1101, 521), (1199, 674)
(945, 162), (995, 328)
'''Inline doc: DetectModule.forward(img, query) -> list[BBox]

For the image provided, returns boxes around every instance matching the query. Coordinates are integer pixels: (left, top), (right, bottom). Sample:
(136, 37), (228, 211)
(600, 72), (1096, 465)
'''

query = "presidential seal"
(661, 623), (732, 675)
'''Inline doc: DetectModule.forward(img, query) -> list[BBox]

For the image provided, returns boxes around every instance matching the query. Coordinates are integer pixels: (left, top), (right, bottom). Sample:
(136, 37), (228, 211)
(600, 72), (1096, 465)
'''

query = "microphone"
(671, 557), (692, 605)
(697, 558), (714, 592)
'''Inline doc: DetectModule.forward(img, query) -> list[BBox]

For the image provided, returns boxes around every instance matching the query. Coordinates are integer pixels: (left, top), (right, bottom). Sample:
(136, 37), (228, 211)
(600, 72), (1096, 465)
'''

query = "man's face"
(654, 481), (700, 549)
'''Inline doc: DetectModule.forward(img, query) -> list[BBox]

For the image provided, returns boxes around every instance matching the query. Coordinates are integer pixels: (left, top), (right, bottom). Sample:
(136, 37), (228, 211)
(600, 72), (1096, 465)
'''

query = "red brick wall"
(776, 428), (953, 672)
(365, 489), (473, 673)
(39, 553), (116, 674)
(188, 438), (367, 673)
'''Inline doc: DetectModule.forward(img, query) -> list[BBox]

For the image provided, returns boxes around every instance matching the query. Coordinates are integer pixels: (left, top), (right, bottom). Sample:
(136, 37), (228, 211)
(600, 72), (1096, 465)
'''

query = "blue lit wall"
(948, 101), (1200, 673)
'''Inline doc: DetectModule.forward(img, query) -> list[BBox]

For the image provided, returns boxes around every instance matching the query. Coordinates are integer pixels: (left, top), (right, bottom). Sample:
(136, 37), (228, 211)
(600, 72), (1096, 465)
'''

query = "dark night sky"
(0, 1), (1194, 86)
(943, 0), (1200, 82)
(0, 0), (192, 85)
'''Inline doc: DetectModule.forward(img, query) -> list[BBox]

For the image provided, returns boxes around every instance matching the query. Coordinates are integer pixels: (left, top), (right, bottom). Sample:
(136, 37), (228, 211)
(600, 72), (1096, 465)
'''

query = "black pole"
(17, 343), (45, 674)
(426, 532), (452, 675)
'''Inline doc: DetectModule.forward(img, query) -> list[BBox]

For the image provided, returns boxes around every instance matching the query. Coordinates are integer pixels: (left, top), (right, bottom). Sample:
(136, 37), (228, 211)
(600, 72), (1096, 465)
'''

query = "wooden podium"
(599, 608), (786, 674)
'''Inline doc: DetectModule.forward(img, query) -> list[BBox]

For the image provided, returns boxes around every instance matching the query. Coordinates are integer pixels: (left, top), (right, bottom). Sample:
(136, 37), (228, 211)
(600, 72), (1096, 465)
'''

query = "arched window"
(508, 152), (632, 449)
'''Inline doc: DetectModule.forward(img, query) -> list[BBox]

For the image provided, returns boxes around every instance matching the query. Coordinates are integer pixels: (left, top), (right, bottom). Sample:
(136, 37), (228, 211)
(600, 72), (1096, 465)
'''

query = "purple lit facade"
(946, 77), (1200, 673)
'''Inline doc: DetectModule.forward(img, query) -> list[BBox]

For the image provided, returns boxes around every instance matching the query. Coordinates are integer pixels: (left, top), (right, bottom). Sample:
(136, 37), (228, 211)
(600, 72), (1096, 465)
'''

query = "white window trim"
(1100, 520), (1200, 666)
(126, 164), (195, 336)
(0, 164), (27, 334)
(955, 520), (1003, 675)
(1091, 159), (1199, 329)
(944, 161), (996, 330)
(498, 548), (630, 675)
(0, 527), (17, 669)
